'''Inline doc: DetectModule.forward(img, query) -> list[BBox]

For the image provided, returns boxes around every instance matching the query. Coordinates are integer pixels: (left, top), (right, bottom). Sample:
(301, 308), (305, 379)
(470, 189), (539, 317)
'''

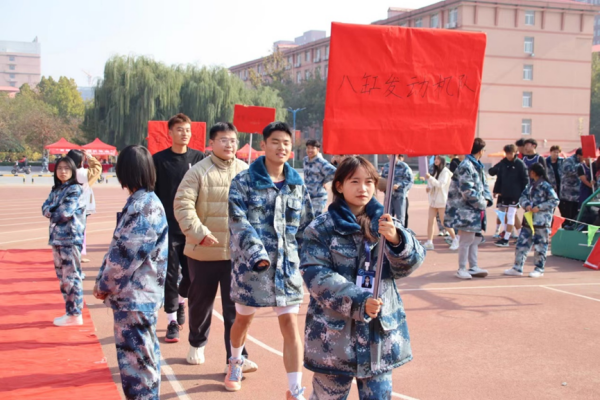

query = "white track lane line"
(0, 227), (114, 245)
(160, 356), (192, 400)
(212, 310), (419, 400)
(540, 286), (600, 302)
(398, 282), (600, 291)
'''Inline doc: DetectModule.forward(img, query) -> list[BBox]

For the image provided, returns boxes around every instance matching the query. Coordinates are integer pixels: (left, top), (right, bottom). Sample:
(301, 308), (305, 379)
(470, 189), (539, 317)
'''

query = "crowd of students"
(43, 111), (581, 399)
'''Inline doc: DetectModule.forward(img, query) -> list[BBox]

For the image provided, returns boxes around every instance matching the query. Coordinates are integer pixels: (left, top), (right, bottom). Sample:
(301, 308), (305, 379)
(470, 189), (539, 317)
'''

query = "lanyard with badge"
(356, 239), (375, 293)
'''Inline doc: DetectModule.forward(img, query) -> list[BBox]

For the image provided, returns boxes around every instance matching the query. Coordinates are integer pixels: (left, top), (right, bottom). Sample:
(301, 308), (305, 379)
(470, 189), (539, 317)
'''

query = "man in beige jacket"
(174, 122), (258, 373)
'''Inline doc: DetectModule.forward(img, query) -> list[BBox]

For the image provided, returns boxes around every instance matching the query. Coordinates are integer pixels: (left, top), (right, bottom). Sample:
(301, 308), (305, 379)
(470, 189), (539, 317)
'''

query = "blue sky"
(0, 0), (436, 86)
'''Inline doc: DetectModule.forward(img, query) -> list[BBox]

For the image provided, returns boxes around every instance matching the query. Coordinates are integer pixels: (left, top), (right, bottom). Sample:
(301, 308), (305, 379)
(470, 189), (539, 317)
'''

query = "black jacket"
(489, 157), (529, 200)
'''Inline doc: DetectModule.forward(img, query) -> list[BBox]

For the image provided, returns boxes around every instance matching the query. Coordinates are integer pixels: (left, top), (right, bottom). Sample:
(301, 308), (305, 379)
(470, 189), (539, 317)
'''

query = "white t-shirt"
(76, 168), (96, 215)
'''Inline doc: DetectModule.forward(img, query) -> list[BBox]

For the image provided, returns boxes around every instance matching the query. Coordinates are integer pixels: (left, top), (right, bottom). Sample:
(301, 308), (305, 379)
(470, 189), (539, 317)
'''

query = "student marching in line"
(303, 139), (337, 217)
(94, 145), (168, 400)
(42, 156), (86, 327)
(504, 163), (559, 278)
(300, 156), (425, 400)
(227, 122), (314, 399)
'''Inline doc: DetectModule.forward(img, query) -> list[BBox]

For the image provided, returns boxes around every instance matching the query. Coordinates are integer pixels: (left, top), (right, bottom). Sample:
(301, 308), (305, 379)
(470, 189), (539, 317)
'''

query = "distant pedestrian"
(559, 148), (583, 222)
(380, 155), (413, 227)
(504, 163), (559, 278)
(449, 154), (465, 174)
(445, 138), (493, 280)
(42, 157), (85, 327)
(303, 139), (336, 216)
(94, 145), (167, 400)
(424, 156), (458, 250)
(546, 145), (563, 196)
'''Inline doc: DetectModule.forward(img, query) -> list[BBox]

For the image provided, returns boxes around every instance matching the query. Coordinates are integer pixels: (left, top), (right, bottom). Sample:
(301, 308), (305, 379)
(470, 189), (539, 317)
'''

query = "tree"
(591, 53), (600, 140)
(24, 76), (85, 120)
(86, 55), (286, 149)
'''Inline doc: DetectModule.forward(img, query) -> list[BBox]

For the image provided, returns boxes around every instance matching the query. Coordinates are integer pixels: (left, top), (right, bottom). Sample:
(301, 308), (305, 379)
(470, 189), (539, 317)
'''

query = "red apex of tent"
(82, 138), (118, 156)
(44, 138), (82, 155)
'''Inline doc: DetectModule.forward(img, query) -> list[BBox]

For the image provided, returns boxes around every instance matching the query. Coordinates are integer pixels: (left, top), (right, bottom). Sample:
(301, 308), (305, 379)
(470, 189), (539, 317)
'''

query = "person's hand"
(201, 234), (219, 246)
(525, 206), (532, 212)
(379, 214), (400, 245)
(532, 206), (540, 213)
(366, 298), (383, 319)
(425, 173), (431, 179)
(493, 193), (498, 198)
(426, 187), (431, 193)
(93, 283), (106, 300)
(393, 184), (400, 191)
(256, 260), (270, 270)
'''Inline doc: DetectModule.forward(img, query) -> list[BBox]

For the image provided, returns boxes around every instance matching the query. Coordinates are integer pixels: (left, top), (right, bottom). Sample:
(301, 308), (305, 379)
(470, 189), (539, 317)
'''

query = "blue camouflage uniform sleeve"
(401, 164), (414, 192)
(95, 208), (161, 297)
(50, 185), (81, 223)
(458, 165), (486, 210)
(300, 224), (374, 323)
(519, 185), (532, 209)
(384, 223), (425, 279)
(296, 186), (315, 247)
(320, 158), (337, 185)
(228, 174), (270, 269)
(42, 191), (56, 218)
(538, 184), (559, 211)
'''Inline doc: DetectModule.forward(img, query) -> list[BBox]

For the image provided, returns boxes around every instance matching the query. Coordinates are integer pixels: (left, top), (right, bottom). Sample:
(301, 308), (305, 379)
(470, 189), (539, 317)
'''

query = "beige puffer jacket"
(174, 154), (248, 261)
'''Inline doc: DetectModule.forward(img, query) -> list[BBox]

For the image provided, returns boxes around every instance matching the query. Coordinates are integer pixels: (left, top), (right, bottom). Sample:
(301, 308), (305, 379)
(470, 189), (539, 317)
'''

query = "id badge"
(356, 268), (375, 293)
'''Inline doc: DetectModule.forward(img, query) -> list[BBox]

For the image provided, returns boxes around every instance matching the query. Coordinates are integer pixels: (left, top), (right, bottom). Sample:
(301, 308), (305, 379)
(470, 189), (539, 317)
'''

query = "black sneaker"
(495, 238), (509, 247)
(177, 303), (186, 327)
(165, 321), (180, 343)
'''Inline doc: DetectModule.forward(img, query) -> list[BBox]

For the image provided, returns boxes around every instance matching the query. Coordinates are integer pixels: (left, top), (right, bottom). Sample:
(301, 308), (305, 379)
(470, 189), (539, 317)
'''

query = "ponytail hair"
(529, 162), (548, 182)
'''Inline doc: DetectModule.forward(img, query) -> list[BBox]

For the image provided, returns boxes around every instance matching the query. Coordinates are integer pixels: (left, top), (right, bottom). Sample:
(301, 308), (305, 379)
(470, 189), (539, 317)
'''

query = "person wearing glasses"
(153, 113), (205, 343)
(174, 123), (258, 372)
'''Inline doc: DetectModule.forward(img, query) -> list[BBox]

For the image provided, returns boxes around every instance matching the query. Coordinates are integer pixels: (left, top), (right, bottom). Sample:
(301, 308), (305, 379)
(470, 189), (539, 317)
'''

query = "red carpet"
(0, 249), (120, 400)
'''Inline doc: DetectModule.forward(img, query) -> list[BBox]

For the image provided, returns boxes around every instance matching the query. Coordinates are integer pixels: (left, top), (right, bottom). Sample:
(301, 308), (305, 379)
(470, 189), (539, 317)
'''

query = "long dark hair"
(53, 157), (79, 190)
(66, 149), (84, 168)
(332, 156), (380, 242)
(116, 145), (156, 192)
(529, 162), (548, 182)
(432, 156), (447, 179)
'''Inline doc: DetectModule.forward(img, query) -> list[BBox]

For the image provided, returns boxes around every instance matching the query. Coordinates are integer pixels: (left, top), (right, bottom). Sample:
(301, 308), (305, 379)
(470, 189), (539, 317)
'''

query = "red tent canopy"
(236, 144), (263, 160)
(45, 138), (81, 155)
(82, 138), (117, 156)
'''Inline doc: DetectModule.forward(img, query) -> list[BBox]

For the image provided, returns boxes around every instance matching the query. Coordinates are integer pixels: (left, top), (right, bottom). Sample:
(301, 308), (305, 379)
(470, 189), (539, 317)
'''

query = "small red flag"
(584, 240), (600, 270)
(550, 216), (565, 238)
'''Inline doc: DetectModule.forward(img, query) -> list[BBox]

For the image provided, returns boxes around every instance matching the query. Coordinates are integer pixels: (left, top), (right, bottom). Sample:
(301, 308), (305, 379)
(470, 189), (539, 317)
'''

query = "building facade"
(0, 39), (41, 90)
(230, 0), (599, 161)
(574, 0), (600, 44)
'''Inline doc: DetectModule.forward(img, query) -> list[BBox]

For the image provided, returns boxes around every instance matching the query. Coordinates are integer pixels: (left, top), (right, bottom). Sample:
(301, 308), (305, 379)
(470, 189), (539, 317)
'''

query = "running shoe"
(53, 314), (83, 327)
(529, 269), (544, 278)
(468, 266), (489, 278)
(495, 239), (510, 247)
(286, 386), (307, 400)
(455, 270), (472, 280)
(224, 357), (244, 391)
(165, 321), (180, 343)
(504, 268), (523, 276)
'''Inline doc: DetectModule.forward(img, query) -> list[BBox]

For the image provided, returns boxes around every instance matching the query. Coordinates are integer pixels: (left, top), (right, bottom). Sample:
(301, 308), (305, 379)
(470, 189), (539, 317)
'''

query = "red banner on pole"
(295, 130), (301, 142)
(581, 135), (597, 159)
(233, 104), (277, 134)
(323, 23), (487, 156)
(147, 121), (206, 155)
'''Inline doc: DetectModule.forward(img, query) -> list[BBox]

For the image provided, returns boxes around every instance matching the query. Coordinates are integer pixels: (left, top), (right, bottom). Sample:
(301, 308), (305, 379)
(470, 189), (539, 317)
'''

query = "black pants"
(559, 200), (579, 224)
(164, 233), (190, 314)
(188, 258), (248, 364)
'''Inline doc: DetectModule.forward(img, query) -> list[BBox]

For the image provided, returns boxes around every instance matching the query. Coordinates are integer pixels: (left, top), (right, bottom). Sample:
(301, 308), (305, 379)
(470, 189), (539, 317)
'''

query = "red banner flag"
(584, 239), (600, 270)
(581, 135), (597, 159)
(233, 104), (277, 134)
(147, 121), (206, 155)
(550, 216), (565, 238)
(323, 23), (487, 156)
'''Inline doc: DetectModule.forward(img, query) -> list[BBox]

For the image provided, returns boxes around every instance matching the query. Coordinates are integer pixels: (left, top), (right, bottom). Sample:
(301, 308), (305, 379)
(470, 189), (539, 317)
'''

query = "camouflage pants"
(113, 310), (161, 400)
(51, 245), (83, 316)
(310, 371), (393, 400)
(312, 197), (328, 217)
(514, 227), (549, 273)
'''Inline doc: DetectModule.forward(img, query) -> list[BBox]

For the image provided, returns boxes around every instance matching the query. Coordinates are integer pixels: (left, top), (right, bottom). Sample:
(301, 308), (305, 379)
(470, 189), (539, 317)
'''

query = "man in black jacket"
(489, 144), (529, 247)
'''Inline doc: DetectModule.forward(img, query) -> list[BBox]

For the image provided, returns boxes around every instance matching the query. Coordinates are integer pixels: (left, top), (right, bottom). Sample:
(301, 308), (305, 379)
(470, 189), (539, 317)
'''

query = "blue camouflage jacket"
(229, 156), (314, 307)
(560, 154), (581, 202)
(444, 155), (493, 233)
(519, 179), (559, 228)
(381, 161), (413, 197)
(545, 156), (564, 193)
(95, 189), (168, 312)
(303, 154), (336, 199)
(300, 198), (425, 378)
(42, 183), (85, 246)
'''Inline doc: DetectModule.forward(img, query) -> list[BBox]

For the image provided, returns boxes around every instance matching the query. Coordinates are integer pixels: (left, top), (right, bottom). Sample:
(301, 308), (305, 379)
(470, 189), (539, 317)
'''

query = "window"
(297, 71), (302, 83)
(522, 92), (532, 108)
(522, 119), (532, 135)
(400, 21), (408, 27)
(258, 64), (262, 74)
(449, 8), (458, 25)
(9, 65), (15, 70)
(325, 64), (328, 78)
(430, 14), (439, 28)
(9, 74), (15, 79)
(315, 48), (321, 62)
(9, 56), (15, 61)
(325, 46), (329, 60)
(415, 18), (423, 27)
(9, 81), (16, 87)
(305, 70), (310, 80)
(305, 51), (311, 63)
(288, 56), (292, 65)
(524, 37), (534, 54)
(523, 65), (533, 80)
(525, 10), (535, 26)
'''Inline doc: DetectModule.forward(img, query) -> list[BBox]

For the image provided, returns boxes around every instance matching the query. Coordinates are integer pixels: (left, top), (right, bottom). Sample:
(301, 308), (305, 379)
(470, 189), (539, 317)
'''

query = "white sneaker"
(286, 386), (307, 400)
(504, 268), (523, 276)
(455, 270), (472, 280)
(53, 314), (83, 326)
(224, 357), (259, 374)
(449, 237), (459, 251)
(423, 241), (434, 250)
(529, 270), (544, 278)
(187, 345), (205, 365)
(468, 266), (488, 278)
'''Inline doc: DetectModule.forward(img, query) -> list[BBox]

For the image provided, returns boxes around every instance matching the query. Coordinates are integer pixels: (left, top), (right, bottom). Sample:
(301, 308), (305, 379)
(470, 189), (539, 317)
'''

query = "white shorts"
(235, 303), (300, 317)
